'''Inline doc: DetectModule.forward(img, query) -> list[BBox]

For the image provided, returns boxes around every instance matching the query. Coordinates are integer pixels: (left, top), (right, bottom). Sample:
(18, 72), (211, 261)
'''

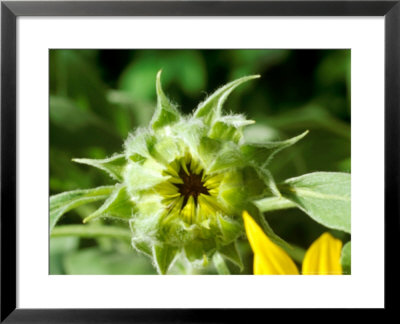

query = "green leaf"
(151, 70), (181, 130)
(50, 186), (114, 232)
(341, 241), (351, 274)
(73, 154), (126, 181)
(153, 244), (179, 275)
(63, 247), (156, 275)
(212, 252), (230, 275)
(83, 185), (135, 223)
(218, 242), (243, 270)
(280, 172), (351, 233)
(241, 130), (308, 167)
(51, 224), (132, 240)
(193, 75), (260, 125)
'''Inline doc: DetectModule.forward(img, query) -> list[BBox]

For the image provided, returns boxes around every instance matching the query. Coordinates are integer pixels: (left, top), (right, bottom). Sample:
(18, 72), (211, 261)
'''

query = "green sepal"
(149, 136), (183, 165)
(341, 241), (351, 274)
(217, 214), (242, 243)
(218, 242), (243, 270)
(193, 75), (260, 125)
(247, 202), (291, 250)
(279, 172), (351, 233)
(208, 115), (254, 143)
(254, 167), (281, 197)
(83, 185), (135, 223)
(73, 154), (126, 181)
(184, 239), (215, 263)
(50, 186), (114, 232)
(241, 130), (308, 167)
(207, 142), (245, 173)
(131, 239), (153, 257)
(153, 244), (179, 274)
(172, 118), (206, 151)
(212, 252), (230, 275)
(151, 70), (181, 130)
(242, 167), (267, 199)
(124, 160), (166, 193)
(124, 128), (157, 160)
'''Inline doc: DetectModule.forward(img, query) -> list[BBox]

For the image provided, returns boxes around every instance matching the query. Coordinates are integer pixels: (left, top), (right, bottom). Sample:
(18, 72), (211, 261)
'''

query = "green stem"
(254, 196), (296, 213)
(51, 225), (131, 240)
(212, 253), (230, 275)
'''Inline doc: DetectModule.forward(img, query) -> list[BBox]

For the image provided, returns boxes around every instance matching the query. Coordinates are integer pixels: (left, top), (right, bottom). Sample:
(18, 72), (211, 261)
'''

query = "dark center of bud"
(175, 165), (210, 208)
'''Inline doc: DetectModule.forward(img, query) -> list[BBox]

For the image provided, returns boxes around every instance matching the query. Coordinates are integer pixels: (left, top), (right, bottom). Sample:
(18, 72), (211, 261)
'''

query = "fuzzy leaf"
(218, 242), (243, 270)
(193, 75), (260, 125)
(50, 186), (114, 232)
(241, 130), (308, 167)
(341, 241), (351, 274)
(73, 154), (126, 181)
(280, 172), (351, 233)
(151, 70), (181, 130)
(83, 185), (135, 223)
(153, 244), (178, 274)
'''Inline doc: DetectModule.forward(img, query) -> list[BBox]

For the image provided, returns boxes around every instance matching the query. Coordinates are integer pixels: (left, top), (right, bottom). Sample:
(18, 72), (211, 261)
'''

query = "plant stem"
(51, 225), (131, 240)
(254, 196), (296, 213)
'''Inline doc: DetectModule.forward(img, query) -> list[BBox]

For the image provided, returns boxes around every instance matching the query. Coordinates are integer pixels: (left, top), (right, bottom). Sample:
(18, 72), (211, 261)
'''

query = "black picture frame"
(1, 0), (398, 322)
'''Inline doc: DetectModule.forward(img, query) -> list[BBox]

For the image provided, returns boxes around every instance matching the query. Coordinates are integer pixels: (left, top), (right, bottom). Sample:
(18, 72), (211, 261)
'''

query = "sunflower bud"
(72, 71), (307, 274)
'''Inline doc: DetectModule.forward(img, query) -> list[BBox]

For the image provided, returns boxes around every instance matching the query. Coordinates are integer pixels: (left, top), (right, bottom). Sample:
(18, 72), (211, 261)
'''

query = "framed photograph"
(1, 0), (398, 321)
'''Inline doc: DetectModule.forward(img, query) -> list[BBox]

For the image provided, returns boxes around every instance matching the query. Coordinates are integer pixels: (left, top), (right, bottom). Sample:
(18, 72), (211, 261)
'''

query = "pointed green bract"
(241, 130), (309, 167)
(280, 172), (351, 233)
(50, 186), (115, 232)
(254, 167), (281, 197)
(151, 70), (181, 130)
(153, 244), (179, 274)
(193, 75), (260, 125)
(83, 185), (135, 223)
(208, 115), (255, 143)
(73, 154), (126, 181)
(218, 242), (243, 270)
(212, 252), (231, 275)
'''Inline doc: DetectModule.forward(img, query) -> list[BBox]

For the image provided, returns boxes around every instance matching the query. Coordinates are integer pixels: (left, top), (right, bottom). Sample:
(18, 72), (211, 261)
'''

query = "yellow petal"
(302, 232), (342, 275)
(242, 211), (299, 275)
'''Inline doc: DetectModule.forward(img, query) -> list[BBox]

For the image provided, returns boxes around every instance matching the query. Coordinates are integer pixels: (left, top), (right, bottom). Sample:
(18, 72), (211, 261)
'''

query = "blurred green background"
(50, 49), (351, 275)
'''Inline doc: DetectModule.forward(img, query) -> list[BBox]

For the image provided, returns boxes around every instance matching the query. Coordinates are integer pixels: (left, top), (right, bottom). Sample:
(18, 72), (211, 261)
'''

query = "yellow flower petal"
(302, 232), (342, 275)
(243, 211), (299, 275)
